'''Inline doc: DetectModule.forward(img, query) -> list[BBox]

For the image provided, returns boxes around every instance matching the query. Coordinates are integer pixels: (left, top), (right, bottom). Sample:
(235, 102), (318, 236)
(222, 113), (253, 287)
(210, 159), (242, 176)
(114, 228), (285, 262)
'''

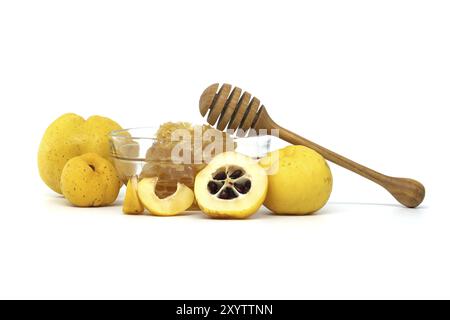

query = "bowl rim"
(109, 127), (160, 140)
(109, 127), (272, 163)
(109, 126), (272, 141)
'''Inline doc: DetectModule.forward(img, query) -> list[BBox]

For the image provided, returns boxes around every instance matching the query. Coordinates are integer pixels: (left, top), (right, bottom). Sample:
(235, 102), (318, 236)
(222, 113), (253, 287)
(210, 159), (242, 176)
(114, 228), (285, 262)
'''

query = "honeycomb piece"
(140, 122), (234, 202)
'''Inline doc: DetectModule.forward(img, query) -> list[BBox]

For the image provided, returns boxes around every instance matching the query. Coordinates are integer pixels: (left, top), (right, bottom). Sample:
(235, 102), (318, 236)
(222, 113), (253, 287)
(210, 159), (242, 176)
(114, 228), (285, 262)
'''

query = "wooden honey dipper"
(199, 83), (425, 208)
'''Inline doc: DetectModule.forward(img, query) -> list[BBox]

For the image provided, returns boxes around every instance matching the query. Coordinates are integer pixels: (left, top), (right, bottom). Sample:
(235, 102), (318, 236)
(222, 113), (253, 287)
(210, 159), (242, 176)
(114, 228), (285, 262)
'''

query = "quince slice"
(123, 176), (144, 215)
(137, 177), (194, 216)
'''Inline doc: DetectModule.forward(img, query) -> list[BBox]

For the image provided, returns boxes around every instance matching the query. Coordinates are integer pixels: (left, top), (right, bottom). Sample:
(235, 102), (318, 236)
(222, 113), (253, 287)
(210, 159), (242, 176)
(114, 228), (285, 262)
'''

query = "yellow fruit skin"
(82, 116), (123, 160)
(38, 114), (85, 194)
(123, 177), (144, 215)
(260, 146), (333, 215)
(38, 113), (122, 194)
(60, 153), (121, 207)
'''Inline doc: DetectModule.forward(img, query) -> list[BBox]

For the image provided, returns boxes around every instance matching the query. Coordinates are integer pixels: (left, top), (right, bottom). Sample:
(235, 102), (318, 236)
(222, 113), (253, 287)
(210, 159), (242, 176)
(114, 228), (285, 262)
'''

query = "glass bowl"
(109, 127), (271, 205)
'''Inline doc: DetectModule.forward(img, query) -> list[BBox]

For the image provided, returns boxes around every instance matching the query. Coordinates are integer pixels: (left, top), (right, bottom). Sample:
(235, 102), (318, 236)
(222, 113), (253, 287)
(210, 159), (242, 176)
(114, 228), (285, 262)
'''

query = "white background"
(0, 0), (449, 300)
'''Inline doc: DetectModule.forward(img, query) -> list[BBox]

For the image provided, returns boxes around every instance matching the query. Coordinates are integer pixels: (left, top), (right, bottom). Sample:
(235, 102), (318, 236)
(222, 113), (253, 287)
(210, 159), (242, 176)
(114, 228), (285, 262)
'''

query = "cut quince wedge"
(137, 177), (194, 216)
(194, 152), (268, 219)
(123, 176), (144, 215)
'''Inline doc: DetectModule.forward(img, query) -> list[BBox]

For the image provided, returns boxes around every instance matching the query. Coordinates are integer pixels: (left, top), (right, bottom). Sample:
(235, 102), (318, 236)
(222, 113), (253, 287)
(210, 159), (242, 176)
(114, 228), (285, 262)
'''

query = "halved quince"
(123, 176), (144, 215)
(194, 152), (268, 219)
(137, 177), (194, 216)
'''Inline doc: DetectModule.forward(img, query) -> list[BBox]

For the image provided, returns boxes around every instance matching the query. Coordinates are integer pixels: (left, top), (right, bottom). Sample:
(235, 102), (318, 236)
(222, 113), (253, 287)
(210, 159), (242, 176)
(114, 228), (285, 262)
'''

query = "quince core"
(194, 152), (268, 219)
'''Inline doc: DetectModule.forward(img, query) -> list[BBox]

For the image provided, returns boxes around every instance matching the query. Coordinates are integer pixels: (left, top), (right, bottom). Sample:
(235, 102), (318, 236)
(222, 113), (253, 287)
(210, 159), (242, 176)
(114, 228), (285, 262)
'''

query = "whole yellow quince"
(260, 145), (333, 215)
(60, 153), (121, 207)
(38, 113), (122, 194)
